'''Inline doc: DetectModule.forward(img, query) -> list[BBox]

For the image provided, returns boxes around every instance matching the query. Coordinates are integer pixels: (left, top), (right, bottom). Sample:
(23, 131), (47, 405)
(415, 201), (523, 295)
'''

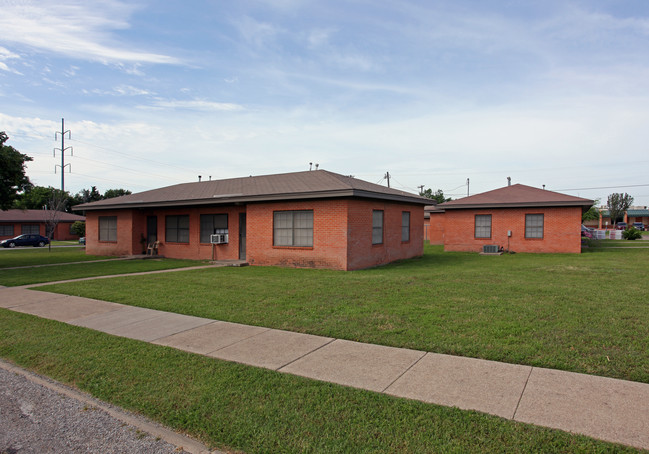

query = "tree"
(0, 131), (33, 210)
(70, 221), (85, 237)
(13, 185), (73, 212)
(44, 191), (69, 251)
(607, 193), (634, 226)
(582, 199), (600, 222)
(72, 186), (103, 206)
(103, 188), (132, 199)
(420, 188), (451, 204)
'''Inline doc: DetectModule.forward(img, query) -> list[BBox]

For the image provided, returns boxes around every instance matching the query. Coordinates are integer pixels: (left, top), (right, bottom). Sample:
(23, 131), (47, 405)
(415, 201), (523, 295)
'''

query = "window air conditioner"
(210, 233), (228, 244)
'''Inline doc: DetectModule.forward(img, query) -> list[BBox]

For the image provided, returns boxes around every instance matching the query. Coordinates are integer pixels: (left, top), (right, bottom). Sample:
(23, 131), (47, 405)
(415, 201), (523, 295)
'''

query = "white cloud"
(0, 1), (180, 65)
(145, 99), (245, 112)
(0, 46), (21, 74)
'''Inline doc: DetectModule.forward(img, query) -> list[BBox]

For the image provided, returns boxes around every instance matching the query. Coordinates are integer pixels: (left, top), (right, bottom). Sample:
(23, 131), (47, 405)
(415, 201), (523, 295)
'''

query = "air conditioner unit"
(210, 233), (228, 244)
(482, 245), (499, 254)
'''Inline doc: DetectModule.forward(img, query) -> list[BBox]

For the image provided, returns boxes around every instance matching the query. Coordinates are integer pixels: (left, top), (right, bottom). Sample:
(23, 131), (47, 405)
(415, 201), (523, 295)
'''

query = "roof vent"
(507, 177), (511, 186)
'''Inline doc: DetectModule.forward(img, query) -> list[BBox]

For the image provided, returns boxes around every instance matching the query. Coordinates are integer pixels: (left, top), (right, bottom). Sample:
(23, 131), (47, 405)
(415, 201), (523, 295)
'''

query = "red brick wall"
(346, 200), (424, 270)
(425, 212), (445, 244)
(246, 199), (349, 270)
(443, 207), (583, 253)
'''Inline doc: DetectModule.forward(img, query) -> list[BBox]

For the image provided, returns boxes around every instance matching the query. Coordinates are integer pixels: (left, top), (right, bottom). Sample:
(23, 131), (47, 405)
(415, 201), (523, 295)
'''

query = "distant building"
(0, 209), (85, 241)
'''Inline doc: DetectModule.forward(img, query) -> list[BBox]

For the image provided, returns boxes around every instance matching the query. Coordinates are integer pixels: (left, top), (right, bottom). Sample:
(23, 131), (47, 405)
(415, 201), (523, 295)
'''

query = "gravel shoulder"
(0, 359), (217, 454)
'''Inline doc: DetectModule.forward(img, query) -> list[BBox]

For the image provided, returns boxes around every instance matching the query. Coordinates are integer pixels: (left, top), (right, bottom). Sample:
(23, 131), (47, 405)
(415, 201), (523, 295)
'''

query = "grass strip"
(40, 245), (649, 384)
(0, 247), (114, 268)
(0, 258), (206, 286)
(0, 309), (639, 453)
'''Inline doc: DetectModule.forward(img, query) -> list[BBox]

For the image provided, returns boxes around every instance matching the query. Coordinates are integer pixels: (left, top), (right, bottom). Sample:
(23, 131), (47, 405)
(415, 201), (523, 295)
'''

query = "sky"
(1, 0), (649, 206)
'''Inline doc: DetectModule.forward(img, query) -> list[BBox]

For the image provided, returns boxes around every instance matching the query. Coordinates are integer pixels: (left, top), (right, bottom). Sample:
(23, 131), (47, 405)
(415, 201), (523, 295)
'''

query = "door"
(239, 213), (246, 260)
(147, 216), (157, 244)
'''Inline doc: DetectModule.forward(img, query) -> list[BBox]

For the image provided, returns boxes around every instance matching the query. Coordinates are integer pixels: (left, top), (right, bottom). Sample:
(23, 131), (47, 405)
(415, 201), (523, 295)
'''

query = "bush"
(622, 227), (642, 240)
(70, 221), (85, 237)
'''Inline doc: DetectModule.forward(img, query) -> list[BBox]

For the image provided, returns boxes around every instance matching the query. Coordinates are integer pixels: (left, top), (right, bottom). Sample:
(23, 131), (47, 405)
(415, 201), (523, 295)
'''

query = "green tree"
(607, 193), (634, 226)
(420, 188), (451, 204)
(14, 185), (73, 211)
(0, 132), (33, 210)
(72, 186), (103, 205)
(103, 188), (132, 199)
(582, 199), (600, 222)
(70, 221), (85, 237)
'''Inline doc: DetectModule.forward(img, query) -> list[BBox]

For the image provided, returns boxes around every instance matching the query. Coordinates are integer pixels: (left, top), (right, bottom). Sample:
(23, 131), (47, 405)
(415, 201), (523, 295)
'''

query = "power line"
(552, 183), (649, 191)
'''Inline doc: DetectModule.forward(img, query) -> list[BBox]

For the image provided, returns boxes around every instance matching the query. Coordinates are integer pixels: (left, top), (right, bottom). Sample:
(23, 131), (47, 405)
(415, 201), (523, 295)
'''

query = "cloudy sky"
(1, 0), (648, 205)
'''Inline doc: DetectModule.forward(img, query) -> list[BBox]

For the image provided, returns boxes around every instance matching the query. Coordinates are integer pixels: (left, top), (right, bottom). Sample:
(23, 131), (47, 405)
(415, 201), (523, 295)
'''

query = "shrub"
(622, 227), (642, 240)
(70, 221), (85, 237)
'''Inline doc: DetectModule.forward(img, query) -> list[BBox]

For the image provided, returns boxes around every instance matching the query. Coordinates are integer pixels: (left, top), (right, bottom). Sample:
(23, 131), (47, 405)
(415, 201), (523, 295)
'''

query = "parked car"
(616, 222), (627, 230)
(581, 225), (593, 238)
(79, 237), (86, 245)
(632, 222), (645, 231)
(0, 234), (50, 248)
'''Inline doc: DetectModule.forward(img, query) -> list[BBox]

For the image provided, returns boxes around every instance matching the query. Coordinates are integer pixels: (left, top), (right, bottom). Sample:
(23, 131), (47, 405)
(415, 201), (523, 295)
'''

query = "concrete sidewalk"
(1, 286), (648, 451)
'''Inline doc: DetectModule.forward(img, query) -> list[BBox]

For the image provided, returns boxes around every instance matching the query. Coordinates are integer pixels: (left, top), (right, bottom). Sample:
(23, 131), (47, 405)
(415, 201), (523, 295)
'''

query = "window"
(401, 211), (410, 242)
(273, 210), (313, 247)
(99, 216), (117, 242)
(21, 224), (39, 235)
(372, 210), (384, 245)
(525, 214), (544, 238)
(200, 214), (228, 243)
(475, 215), (492, 238)
(166, 215), (190, 243)
(0, 225), (13, 236)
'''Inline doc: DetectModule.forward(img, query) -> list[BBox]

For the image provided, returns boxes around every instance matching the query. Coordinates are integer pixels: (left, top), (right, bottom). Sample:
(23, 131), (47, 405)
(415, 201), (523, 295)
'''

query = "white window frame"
(273, 210), (313, 247)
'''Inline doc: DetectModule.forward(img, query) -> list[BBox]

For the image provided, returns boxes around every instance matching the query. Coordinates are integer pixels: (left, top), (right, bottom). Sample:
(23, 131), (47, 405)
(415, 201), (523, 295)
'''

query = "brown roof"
(73, 170), (430, 211)
(440, 184), (593, 210)
(0, 209), (85, 223)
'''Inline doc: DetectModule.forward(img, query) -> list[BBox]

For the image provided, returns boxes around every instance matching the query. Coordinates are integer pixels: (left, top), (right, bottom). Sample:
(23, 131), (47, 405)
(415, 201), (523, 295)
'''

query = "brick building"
(0, 209), (85, 241)
(74, 170), (429, 270)
(429, 184), (593, 254)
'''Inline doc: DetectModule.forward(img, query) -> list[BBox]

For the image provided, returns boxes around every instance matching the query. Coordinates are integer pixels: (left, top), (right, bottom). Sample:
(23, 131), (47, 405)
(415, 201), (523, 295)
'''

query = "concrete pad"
(70, 306), (162, 332)
(515, 367), (649, 450)
(107, 312), (213, 342)
(280, 339), (425, 392)
(153, 321), (269, 355)
(210, 329), (333, 370)
(9, 295), (122, 323)
(0, 288), (65, 308)
(385, 352), (532, 419)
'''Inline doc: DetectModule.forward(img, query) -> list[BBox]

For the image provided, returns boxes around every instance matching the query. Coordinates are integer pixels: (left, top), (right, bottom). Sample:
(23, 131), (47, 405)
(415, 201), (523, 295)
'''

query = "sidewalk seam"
(512, 366), (533, 420)
(276, 337), (337, 371)
(380, 351), (427, 393)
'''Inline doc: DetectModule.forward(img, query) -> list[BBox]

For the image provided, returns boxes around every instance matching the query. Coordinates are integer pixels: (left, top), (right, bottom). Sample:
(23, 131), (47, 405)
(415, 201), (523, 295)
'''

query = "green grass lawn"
(39, 245), (649, 384)
(0, 256), (208, 286)
(0, 246), (113, 269)
(0, 310), (637, 453)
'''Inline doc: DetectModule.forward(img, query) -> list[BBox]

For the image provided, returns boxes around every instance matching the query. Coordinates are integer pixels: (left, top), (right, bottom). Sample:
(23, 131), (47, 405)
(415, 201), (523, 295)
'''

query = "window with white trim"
(99, 216), (117, 242)
(525, 214), (544, 238)
(372, 210), (384, 245)
(475, 215), (492, 238)
(166, 215), (190, 243)
(273, 210), (313, 247)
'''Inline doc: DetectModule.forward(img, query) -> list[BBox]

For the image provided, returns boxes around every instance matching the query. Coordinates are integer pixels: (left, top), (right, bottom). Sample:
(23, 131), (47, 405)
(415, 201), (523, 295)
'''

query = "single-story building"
(432, 184), (593, 254)
(0, 209), (85, 241)
(73, 170), (430, 270)
(584, 207), (649, 230)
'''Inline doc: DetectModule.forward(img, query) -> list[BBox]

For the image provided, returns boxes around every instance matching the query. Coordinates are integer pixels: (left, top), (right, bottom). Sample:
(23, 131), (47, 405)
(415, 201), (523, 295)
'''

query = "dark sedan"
(0, 234), (50, 248)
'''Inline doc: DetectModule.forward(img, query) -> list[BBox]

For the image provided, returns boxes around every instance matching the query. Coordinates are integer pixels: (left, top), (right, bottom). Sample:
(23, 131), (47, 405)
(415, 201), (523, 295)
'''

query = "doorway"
(147, 216), (157, 244)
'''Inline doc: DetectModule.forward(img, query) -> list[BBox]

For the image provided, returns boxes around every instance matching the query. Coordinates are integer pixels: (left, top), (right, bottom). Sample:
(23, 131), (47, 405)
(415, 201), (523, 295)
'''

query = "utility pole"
(384, 172), (391, 188)
(466, 178), (470, 197)
(54, 118), (72, 192)
(417, 185), (425, 195)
